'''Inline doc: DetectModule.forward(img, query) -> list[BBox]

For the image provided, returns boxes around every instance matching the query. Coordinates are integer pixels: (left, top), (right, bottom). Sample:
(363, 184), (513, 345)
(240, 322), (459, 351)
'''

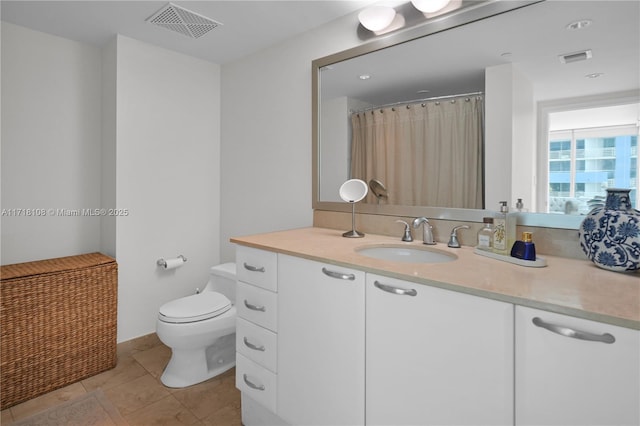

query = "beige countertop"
(231, 227), (640, 330)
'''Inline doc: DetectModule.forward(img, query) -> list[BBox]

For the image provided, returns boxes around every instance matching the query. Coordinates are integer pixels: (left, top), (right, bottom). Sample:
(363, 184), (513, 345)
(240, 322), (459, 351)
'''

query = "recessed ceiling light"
(359, 74), (371, 80)
(566, 19), (592, 31)
(500, 52), (512, 58)
(417, 89), (430, 94)
(585, 72), (604, 79)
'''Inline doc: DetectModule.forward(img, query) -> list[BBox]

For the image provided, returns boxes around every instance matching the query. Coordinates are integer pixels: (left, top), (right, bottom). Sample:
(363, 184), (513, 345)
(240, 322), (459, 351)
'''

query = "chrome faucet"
(395, 220), (413, 242)
(448, 225), (470, 248)
(412, 217), (436, 245)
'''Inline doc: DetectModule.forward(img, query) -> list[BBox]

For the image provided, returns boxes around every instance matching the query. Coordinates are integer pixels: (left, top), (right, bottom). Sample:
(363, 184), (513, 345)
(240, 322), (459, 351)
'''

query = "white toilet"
(156, 263), (237, 388)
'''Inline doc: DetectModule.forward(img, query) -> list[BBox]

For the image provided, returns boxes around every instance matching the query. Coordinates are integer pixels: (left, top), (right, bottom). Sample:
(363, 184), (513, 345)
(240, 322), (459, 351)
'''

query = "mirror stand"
(343, 202), (365, 238)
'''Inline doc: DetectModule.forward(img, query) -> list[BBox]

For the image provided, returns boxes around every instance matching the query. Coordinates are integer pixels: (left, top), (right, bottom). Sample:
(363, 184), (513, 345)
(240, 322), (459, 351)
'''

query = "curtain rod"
(351, 91), (484, 114)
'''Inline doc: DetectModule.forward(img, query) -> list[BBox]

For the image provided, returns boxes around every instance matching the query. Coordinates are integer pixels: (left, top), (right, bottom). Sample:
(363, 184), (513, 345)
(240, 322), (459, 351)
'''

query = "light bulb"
(358, 6), (396, 32)
(411, 0), (451, 13)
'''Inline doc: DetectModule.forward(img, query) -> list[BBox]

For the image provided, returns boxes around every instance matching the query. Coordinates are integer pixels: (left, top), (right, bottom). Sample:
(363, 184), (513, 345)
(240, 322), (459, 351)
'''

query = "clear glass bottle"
(493, 201), (517, 255)
(477, 217), (494, 251)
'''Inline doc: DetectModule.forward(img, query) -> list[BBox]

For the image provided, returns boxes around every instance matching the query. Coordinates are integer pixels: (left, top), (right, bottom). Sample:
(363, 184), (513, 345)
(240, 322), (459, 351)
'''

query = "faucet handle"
(395, 220), (413, 242)
(448, 225), (470, 248)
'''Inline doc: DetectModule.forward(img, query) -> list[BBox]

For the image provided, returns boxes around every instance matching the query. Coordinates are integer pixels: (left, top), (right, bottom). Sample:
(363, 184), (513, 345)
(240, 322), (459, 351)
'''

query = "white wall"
(485, 63), (535, 212)
(1, 25), (221, 342)
(1, 22), (103, 264)
(320, 96), (350, 202)
(115, 35), (221, 341)
(220, 13), (363, 261)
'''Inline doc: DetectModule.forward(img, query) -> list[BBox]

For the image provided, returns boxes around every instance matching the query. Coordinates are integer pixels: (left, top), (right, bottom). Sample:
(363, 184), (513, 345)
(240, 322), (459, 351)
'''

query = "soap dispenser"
(492, 201), (516, 255)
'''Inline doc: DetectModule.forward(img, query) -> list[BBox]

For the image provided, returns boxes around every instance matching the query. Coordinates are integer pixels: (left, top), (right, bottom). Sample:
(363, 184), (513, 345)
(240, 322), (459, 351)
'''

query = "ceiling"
(3, 1), (638, 105)
(0, 0), (376, 64)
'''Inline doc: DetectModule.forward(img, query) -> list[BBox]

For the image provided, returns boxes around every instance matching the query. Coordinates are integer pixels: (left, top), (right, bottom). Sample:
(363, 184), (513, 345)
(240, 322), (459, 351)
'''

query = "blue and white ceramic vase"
(578, 188), (640, 272)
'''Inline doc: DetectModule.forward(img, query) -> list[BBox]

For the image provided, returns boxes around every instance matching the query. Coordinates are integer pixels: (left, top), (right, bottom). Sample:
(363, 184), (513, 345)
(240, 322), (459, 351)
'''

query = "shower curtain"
(350, 96), (484, 208)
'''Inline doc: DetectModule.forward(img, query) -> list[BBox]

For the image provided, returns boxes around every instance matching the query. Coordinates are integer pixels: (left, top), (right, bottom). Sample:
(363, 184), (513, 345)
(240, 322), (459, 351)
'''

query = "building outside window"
(548, 125), (638, 214)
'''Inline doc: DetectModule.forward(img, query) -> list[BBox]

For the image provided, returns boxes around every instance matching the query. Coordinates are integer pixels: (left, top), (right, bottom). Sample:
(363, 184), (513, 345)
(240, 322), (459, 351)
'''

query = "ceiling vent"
(147, 3), (222, 39)
(558, 49), (592, 64)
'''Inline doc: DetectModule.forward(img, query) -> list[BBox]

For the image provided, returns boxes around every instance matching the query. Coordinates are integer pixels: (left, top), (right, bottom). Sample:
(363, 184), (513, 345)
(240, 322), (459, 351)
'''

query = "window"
(547, 125), (638, 214)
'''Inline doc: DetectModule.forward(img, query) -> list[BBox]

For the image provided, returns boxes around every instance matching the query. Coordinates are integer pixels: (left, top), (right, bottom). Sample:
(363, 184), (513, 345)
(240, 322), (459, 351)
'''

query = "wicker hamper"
(0, 252), (117, 409)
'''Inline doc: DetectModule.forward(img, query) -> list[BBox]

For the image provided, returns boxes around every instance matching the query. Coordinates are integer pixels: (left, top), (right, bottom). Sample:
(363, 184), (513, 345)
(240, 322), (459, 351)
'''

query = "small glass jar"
(477, 217), (494, 251)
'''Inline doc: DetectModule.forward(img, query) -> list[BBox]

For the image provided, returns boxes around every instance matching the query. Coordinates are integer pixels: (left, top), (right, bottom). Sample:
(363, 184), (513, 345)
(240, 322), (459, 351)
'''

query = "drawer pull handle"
(243, 374), (265, 391)
(244, 300), (266, 312)
(243, 262), (265, 273)
(243, 337), (266, 352)
(321, 267), (355, 280)
(532, 317), (615, 344)
(374, 280), (417, 297)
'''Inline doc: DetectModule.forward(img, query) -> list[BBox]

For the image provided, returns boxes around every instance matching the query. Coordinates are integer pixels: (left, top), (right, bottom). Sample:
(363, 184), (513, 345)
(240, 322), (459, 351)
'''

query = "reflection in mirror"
(314, 0), (639, 228)
(350, 94), (484, 208)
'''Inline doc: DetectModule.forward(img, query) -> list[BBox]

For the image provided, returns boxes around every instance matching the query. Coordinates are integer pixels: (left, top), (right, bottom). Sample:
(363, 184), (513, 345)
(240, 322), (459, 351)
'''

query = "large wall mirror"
(312, 0), (639, 228)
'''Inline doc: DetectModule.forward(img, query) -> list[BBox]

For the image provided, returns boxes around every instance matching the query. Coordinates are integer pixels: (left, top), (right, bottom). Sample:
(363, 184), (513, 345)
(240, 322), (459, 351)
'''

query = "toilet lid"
(159, 292), (231, 324)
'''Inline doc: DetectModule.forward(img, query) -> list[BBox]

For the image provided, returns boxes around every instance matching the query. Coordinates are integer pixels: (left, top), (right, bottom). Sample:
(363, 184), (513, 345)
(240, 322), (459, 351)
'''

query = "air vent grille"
(559, 49), (592, 64)
(147, 3), (221, 39)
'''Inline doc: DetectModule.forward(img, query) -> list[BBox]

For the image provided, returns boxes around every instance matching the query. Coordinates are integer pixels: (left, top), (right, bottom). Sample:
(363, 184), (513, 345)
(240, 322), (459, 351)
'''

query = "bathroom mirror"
(313, 0), (640, 228)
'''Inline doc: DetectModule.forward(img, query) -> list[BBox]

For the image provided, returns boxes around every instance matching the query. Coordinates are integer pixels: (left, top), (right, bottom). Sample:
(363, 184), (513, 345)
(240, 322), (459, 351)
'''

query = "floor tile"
(201, 404), (242, 426)
(1, 408), (14, 424)
(124, 394), (200, 426)
(2, 333), (242, 426)
(171, 370), (240, 420)
(132, 343), (172, 379)
(82, 354), (148, 391)
(104, 374), (171, 416)
(9, 382), (87, 422)
(117, 333), (162, 357)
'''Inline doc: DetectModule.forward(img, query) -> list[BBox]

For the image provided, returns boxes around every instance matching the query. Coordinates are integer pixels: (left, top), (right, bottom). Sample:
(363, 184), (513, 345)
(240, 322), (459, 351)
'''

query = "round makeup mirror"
(339, 179), (368, 237)
(339, 179), (368, 203)
(369, 179), (388, 203)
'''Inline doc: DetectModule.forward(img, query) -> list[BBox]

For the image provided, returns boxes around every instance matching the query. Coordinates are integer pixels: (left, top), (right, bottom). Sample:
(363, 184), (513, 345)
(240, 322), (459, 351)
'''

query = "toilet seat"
(159, 292), (231, 324)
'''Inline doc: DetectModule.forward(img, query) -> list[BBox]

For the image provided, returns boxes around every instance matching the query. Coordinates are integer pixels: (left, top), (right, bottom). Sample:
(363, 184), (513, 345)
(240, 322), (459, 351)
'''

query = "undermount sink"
(355, 244), (457, 263)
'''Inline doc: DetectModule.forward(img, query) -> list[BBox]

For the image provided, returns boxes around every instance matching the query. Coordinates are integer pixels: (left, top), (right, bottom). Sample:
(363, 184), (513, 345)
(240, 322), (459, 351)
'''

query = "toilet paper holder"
(157, 255), (187, 268)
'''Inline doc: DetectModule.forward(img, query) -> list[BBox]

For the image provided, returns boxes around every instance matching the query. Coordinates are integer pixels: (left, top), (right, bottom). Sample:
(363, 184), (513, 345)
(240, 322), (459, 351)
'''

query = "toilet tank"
(204, 263), (237, 304)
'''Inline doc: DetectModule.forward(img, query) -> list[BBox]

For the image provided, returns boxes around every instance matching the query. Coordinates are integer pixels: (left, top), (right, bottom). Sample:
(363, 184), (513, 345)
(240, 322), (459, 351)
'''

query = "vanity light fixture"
(358, 6), (397, 32)
(411, 0), (451, 13)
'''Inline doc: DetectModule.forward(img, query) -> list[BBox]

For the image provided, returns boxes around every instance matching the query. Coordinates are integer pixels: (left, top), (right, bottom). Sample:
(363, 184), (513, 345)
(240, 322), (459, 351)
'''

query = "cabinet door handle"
(243, 374), (265, 391)
(244, 299), (266, 312)
(532, 317), (615, 344)
(243, 336), (266, 352)
(374, 280), (417, 297)
(243, 262), (265, 273)
(321, 267), (355, 280)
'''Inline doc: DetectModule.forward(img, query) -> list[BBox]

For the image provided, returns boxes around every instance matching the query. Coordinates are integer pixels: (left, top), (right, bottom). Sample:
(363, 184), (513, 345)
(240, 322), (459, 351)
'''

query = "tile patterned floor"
(0, 334), (242, 426)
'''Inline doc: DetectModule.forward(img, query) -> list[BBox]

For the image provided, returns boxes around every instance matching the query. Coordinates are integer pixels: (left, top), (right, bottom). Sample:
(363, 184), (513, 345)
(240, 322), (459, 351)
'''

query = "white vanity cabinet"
(366, 273), (514, 426)
(235, 246), (279, 414)
(277, 254), (365, 426)
(515, 306), (640, 426)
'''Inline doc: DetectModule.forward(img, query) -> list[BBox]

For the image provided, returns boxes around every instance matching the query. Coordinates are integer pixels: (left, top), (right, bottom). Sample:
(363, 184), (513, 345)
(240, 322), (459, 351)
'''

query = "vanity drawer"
(236, 353), (277, 413)
(237, 281), (277, 332)
(236, 317), (277, 373)
(236, 246), (277, 292)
